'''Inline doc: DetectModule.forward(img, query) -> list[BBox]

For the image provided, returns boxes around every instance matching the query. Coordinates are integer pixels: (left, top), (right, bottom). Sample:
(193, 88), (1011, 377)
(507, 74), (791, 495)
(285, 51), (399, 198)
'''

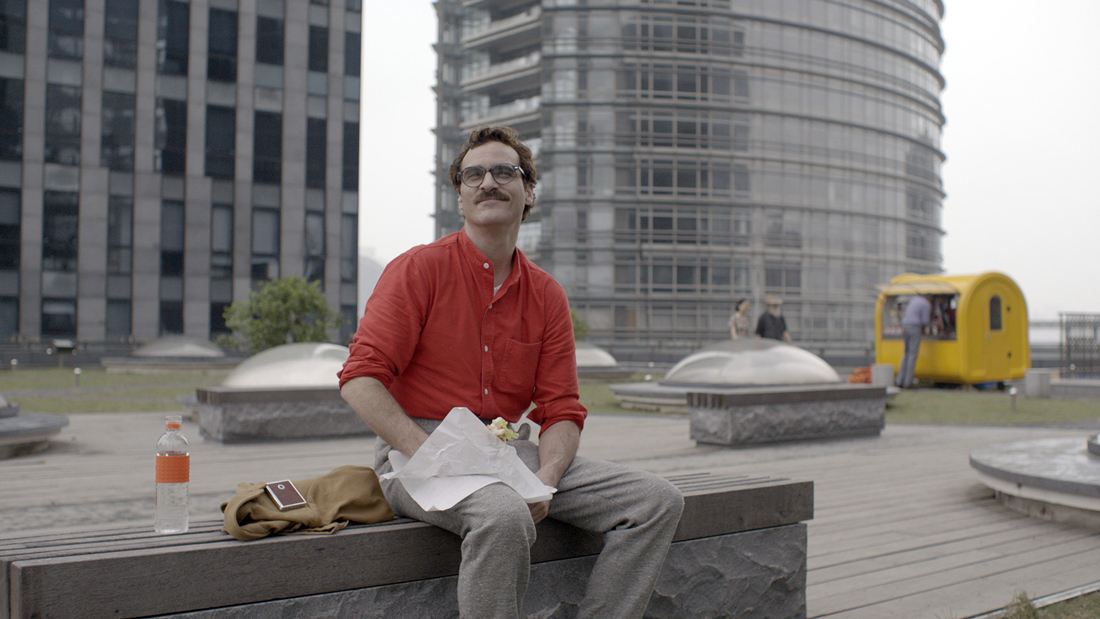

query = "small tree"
(571, 310), (589, 341)
(217, 276), (343, 354)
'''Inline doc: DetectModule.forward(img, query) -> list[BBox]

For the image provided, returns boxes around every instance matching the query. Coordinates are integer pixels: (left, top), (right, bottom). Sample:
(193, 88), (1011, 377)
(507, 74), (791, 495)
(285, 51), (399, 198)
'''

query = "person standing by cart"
(896, 294), (932, 388)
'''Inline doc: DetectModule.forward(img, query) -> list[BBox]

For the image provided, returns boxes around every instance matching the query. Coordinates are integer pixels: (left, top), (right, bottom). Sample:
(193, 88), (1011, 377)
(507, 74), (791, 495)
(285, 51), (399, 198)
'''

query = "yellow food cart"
(875, 272), (1030, 386)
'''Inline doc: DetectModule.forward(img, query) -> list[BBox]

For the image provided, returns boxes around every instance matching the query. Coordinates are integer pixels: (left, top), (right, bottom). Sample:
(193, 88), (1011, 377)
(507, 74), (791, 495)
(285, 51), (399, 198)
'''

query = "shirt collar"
(457, 229), (523, 296)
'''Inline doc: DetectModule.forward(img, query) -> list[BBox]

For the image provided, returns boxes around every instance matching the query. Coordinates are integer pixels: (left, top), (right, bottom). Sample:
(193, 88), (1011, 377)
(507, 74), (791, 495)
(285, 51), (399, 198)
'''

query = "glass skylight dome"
(662, 339), (841, 386)
(222, 343), (349, 388)
(576, 342), (617, 368)
(132, 336), (225, 358)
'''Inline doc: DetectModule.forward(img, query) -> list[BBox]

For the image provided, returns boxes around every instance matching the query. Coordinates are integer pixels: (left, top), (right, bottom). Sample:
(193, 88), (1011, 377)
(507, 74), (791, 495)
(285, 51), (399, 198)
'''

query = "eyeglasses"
(458, 164), (526, 188)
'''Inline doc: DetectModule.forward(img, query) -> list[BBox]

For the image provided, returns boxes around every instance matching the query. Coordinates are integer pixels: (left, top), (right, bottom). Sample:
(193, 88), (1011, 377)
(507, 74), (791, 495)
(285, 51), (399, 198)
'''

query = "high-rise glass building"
(434, 0), (945, 362)
(0, 0), (362, 347)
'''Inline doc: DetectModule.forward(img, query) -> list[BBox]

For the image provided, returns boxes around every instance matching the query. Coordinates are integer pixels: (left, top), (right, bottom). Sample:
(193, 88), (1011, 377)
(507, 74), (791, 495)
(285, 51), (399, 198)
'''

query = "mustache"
(475, 189), (510, 203)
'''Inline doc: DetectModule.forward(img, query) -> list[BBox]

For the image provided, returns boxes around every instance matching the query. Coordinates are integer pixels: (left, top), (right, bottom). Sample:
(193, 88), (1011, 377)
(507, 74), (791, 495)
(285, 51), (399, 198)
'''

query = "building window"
(205, 105), (235, 179)
(44, 84), (81, 165)
(253, 111), (281, 184)
(0, 77), (22, 161)
(732, 123), (749, 151)
(107, 196), (132, 274)
(765, 261), (801, 296)
(157, 0), (189, 76)
(732, 163), (749, 192)
(106, 299), (131, 337)
(614, 157), (731, 198)
(617, 63), (730, 102)
(255, 16), (283, 66)
(340, 213), (356, 283)
(345, 31), (360, 78)
(159, 300), (182, 334)
(210, 302), (230, 335)
(207, 8), (238, 82)
(0, 189), (18, 270)
(342, 122), (358, 191)
(156, 98), (186, 174)
(41, 299), (76, 337)
(0, 0), (27, 54)
(210, 203), (233, 278)
(42, 191), (78, 272)
(0, 297), (17, 341)
(103, 0), (138, 68)
(905, 224), (939, 262)
(309, 26), (328, 73)
(101, 91), (136, 171)
(251, 207), (279, 282)
(622, 16), (736, 56)
(764, 209), (802, 249)
(614, 109), (741, 151)
(160, 200), (184, 277)
(990, 296), (1002, 331)
(304, 211), (324, 284)
(48, 0), (83, 59)
(306, 117), (325, 188)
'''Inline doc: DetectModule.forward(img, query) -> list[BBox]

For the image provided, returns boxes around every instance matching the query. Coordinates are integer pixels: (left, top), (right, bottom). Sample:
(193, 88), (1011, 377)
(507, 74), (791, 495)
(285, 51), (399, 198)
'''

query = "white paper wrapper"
(381, 407), (556, 512)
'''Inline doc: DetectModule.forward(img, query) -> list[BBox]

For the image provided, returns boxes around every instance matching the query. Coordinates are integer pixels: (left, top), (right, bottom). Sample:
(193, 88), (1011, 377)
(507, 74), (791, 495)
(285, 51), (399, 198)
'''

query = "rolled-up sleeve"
(526, 284), (587, 434)
(338, 254), (427, 390)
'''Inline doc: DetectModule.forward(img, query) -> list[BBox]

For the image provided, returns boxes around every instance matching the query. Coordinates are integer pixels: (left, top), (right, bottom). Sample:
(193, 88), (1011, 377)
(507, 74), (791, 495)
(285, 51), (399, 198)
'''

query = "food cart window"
(932, 294), (958, 340)
(990, 295), (1002, 331)
(881, 293), (958, 340)
(880, 295), (905, 339)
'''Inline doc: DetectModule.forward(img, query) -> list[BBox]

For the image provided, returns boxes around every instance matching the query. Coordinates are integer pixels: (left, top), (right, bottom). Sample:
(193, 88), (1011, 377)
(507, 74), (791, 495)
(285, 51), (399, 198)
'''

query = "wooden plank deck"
(3, 411), (1100, 618)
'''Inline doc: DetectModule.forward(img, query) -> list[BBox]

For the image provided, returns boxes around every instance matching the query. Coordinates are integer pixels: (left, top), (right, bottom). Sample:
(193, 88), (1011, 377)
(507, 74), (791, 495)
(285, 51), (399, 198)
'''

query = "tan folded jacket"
(221, 465), (394, 541)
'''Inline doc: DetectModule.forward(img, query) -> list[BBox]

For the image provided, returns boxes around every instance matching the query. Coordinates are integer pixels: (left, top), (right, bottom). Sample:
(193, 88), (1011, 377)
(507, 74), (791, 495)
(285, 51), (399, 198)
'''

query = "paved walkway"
(3, 411), (1100, 618)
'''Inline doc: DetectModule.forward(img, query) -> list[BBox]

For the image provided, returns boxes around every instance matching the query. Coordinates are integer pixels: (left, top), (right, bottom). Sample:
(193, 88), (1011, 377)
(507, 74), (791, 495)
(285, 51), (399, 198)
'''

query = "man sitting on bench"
(339, 126), (684, 619)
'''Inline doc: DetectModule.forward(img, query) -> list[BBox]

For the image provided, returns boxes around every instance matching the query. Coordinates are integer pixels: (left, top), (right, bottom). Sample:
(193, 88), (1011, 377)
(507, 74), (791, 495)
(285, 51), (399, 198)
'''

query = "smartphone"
(265, 480), (307, 511)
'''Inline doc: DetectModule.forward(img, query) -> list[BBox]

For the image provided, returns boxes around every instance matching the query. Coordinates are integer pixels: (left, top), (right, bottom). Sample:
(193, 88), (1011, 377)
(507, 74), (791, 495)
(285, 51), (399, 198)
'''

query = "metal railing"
(1060, 313), (1100, 379)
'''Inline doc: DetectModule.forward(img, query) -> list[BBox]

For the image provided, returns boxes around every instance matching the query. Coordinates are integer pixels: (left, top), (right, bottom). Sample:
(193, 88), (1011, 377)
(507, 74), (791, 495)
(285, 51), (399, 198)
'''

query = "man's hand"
(526, 421), (581, 524)
(527, 468), (559, 523)
(528, 499), (550, 524)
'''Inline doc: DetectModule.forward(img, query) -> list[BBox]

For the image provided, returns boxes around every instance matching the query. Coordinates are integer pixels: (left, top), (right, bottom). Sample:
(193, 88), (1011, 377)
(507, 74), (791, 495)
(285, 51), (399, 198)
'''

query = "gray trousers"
(897, 323), (923, 388)
(374, 418), (684, 619)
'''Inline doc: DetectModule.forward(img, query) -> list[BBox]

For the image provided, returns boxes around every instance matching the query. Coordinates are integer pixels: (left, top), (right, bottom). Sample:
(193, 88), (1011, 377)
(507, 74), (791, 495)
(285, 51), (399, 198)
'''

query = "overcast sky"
(359, 0), (1100, 322)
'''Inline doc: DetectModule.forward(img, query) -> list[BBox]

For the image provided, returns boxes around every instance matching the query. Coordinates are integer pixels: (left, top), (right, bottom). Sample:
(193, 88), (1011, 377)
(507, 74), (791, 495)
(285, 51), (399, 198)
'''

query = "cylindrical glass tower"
(435, 0), (945, 363)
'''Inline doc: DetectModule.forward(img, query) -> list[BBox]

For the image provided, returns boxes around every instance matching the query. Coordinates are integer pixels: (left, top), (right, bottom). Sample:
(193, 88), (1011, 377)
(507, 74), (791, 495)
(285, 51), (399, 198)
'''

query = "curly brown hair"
(448, 126), (537, 220)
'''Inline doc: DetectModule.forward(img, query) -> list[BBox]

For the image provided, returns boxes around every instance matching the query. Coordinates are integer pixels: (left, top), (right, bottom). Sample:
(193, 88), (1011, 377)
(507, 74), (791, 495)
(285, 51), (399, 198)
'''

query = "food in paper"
(488, 417), (519, 442)
(381, 408), (555, 511)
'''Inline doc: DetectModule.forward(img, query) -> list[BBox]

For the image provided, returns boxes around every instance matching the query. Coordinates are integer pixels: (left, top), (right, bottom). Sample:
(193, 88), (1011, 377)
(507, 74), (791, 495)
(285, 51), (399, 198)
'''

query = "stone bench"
(0, 473), (813, 619)
(194, 386), (373, 443)
(0, 411), (69, 460)
(687, 383), (886, 447)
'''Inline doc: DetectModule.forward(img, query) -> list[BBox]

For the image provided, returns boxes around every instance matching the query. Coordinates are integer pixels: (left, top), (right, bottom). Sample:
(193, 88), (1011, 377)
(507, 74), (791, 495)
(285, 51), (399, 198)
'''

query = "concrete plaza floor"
(3, 411), (1100, 618)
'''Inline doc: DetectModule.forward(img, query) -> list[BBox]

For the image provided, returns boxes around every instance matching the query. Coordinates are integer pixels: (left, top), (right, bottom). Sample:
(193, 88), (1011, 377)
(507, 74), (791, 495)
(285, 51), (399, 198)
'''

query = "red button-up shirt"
(338, 231), (586, 435)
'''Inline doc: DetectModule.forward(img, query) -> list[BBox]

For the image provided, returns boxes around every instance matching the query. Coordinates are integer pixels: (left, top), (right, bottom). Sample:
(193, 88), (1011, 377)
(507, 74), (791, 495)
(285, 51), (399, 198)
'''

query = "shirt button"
(484, 346), (488, 352)
(484, 388), (488, 395)
(483, 263), (489, 269)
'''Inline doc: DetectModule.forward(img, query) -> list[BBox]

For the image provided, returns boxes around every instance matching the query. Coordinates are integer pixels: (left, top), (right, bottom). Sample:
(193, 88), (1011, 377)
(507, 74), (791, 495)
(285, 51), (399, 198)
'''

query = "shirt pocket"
(497, 339), (543, 399)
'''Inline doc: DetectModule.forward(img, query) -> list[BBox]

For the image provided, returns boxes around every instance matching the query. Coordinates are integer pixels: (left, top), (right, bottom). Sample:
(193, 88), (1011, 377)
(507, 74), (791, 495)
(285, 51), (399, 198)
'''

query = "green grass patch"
(886, 388), (1100, 426)
(1037, 590), (1100, 618)
(1, 367), (227, 414)
(578, 374), (667, 416)
(10, 397), (194, 414)
(995, 590), (1100, 619)
(0, 367), (227, 391)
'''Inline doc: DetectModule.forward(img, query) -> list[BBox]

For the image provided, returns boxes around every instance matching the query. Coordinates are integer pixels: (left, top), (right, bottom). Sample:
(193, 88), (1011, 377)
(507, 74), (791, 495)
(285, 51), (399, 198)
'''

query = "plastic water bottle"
(155, 415), (189, 534)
